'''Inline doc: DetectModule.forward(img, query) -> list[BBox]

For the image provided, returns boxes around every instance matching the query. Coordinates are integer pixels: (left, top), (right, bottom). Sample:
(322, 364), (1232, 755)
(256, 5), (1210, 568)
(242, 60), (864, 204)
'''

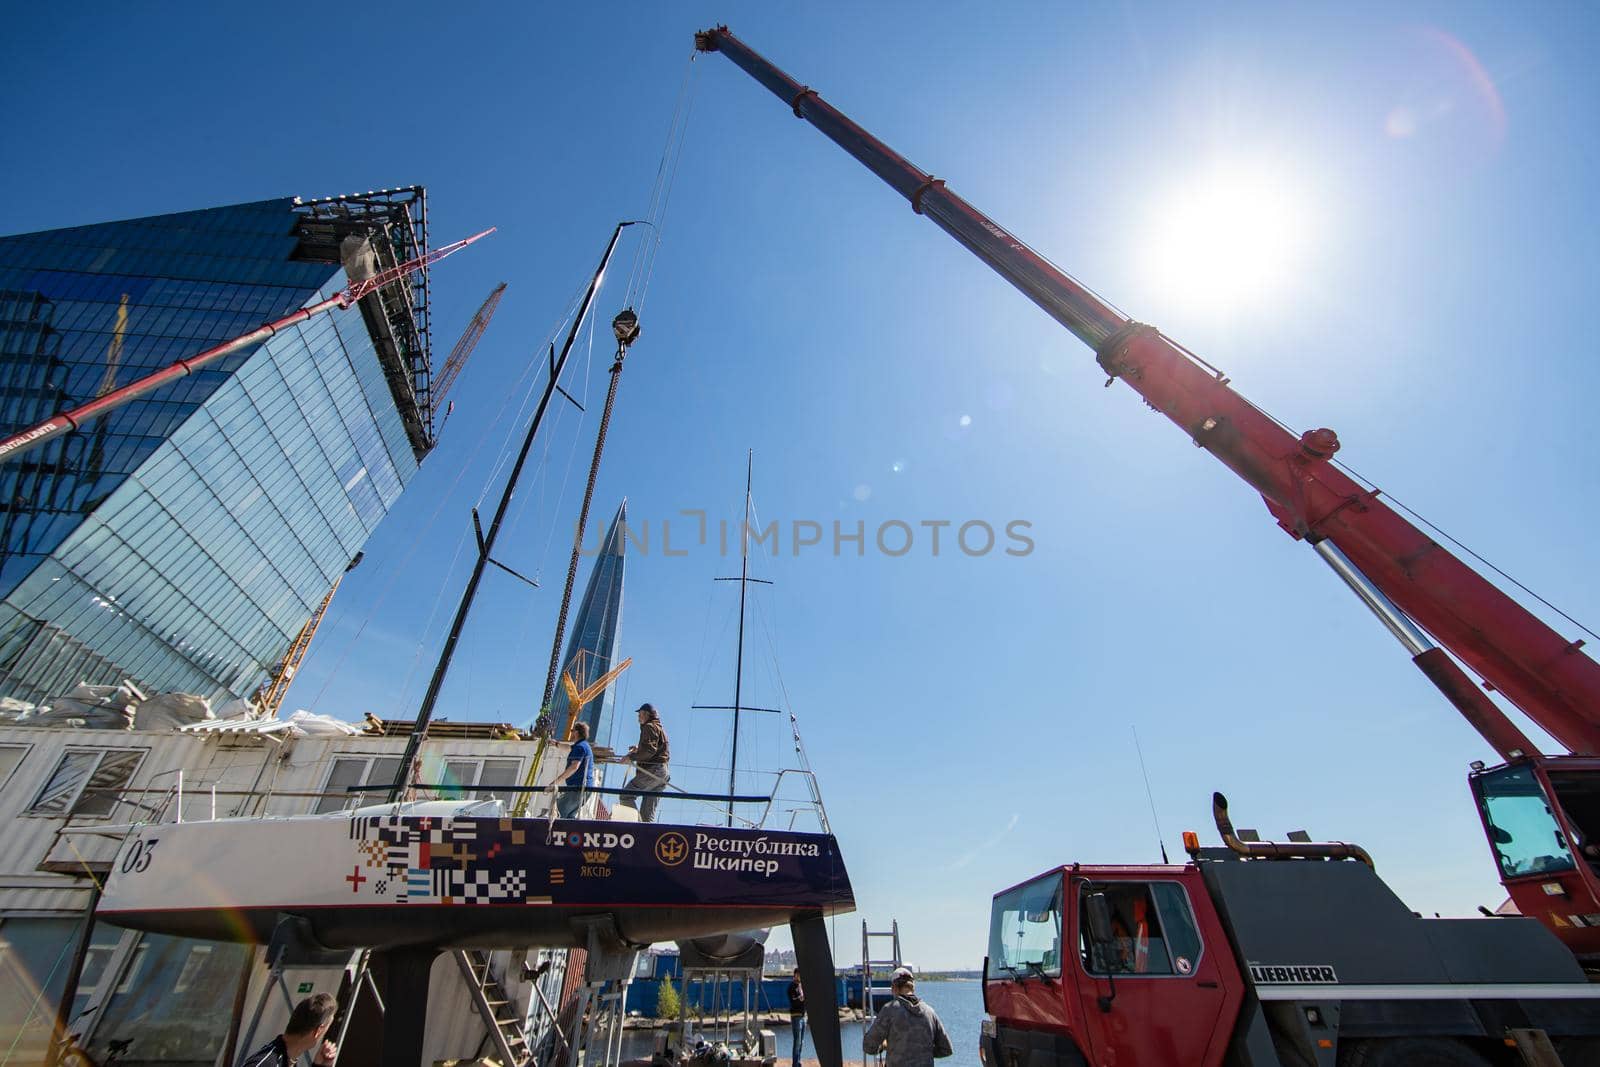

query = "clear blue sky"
(5, 3), (1600, 969)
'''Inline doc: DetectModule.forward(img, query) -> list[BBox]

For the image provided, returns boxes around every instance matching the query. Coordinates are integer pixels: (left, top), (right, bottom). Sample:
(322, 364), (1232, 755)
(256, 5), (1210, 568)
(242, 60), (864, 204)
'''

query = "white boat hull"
(97, 807), (854, 950)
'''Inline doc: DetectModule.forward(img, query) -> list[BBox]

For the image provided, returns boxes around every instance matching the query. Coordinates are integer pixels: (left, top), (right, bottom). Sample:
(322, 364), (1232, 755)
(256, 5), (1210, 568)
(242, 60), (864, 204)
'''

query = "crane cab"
(981, 864), (1242, 1067)
(1470, 755), (1600, 967)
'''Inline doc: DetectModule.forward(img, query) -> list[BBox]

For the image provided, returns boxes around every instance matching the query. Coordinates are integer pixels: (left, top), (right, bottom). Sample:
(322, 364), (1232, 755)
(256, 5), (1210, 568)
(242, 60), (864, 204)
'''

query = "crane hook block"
(612, 308), (642, 347)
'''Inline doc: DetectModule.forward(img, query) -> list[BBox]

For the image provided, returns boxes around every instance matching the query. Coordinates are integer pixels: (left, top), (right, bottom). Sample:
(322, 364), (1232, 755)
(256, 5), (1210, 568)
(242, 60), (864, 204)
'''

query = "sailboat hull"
(97, 812), (853, 950)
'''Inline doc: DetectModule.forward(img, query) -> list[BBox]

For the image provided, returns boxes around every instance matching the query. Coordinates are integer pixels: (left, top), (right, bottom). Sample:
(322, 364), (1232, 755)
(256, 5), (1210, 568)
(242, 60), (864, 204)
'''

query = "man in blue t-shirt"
(553, 721), (593, 819)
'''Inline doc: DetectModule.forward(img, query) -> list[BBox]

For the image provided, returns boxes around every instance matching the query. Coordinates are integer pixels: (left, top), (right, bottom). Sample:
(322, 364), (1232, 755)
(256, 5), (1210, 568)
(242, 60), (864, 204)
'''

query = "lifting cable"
(623, 47), (703, 315)
(527, 47), (703, 730)
(1228, 379), (1600, 646)
(1331, 455), (1600, 646)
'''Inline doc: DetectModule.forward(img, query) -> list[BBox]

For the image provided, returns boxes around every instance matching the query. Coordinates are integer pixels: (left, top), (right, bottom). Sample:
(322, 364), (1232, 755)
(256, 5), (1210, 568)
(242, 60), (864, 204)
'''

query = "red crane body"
(696, 26), (1600, 961)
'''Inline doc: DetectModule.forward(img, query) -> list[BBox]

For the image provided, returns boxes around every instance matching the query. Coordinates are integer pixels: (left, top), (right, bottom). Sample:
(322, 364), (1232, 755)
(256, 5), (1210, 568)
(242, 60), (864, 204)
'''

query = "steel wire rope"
(484, 279), (617, 731)
(529, 301), (601, 581)
(303, 274), (579, 699)
(331, 285), (591, 717)
(748, 564), (830, 828)
(497, 308), (600, 676)
(474, 279), (592, 509)
(419, 279), (601, 714)
(393, 522), (478, 713)
(689, 566), (741, 701)
(1166, 342), (1600, 645)
(697, 499), (751, 793)
(304, 275), (588, 713)
(1330, 455), (1600, 645)
(301, 325), (554, 712)
(751, 595), (816, 778)
(623, 49), (702, 315)
(399, 396), (583, 721)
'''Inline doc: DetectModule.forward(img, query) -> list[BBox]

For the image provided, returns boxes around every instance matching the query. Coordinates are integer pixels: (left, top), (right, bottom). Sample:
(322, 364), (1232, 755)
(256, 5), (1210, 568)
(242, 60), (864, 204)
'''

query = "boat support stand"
(559, 917), (639, 1067)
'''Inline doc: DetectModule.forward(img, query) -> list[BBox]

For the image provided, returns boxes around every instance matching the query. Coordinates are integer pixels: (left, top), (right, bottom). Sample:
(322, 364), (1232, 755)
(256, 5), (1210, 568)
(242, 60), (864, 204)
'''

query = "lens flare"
(1141, 159), (1312, 314)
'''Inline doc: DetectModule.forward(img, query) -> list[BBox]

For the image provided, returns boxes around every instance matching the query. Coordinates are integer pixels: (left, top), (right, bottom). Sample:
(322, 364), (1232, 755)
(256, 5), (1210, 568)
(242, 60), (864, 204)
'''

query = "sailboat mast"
(538, 307), (642, 721)
(387, 222), (634, 801)
(728, 451), (753, 826)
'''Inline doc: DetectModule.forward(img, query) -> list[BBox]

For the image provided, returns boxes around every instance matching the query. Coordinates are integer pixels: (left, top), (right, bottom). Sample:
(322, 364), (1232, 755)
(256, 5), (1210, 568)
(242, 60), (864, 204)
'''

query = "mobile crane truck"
(694, 25), (1600, 1065)
(981, 794), (1598, 1065)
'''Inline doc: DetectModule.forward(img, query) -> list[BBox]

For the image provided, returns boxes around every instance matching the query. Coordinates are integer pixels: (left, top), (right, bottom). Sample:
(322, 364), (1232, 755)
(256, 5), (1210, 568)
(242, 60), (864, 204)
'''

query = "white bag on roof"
(285, 710), (362, 737)
(31, 682), (140, 730)
(134, 692), (213, 731)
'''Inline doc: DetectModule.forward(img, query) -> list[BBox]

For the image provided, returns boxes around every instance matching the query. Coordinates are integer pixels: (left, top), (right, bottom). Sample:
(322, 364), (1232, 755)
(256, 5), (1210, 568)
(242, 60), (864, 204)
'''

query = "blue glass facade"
(0, 196), (433, 704)
(547, 501), (628, 747)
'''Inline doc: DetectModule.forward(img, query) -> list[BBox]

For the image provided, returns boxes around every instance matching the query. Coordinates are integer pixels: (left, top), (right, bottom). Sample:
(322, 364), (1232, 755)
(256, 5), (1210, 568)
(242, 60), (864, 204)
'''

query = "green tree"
(656, 979), (681, 1020)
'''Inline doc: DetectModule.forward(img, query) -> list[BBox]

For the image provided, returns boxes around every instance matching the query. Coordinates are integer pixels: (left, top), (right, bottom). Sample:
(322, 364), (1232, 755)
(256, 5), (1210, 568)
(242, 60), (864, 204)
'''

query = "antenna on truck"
(1132, 725), (1171, 865)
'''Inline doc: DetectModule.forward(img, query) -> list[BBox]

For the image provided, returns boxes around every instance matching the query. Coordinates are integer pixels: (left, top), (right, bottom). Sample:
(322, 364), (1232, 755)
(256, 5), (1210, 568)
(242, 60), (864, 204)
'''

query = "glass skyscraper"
(547, 501), (628, 747)
(0, 190), (439, 706)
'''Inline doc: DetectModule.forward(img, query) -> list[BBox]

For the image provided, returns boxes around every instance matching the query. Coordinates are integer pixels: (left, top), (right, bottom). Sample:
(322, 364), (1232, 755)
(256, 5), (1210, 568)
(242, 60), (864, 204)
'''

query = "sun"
(1141, 161), (1311, 314)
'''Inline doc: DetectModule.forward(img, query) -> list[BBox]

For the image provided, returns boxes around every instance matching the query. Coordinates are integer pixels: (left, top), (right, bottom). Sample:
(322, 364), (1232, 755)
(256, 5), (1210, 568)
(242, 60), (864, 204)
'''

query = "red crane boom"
(696, 26), (1600, 963)
(693, 26), (1598, 759)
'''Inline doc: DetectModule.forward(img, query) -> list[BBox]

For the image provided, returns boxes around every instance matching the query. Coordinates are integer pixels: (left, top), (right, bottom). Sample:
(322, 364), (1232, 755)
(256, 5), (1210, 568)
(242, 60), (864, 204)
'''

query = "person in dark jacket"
(863, 968), (952, 1067)
(620, 703), (670, 822)
(786, 970), (806, 1067)
(238, 993), (338, 1067)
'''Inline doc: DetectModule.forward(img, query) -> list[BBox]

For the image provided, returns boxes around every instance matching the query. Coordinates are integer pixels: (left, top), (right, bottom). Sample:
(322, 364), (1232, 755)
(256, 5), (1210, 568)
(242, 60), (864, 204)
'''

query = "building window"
(29, 749), (145, 817)
(0, 745), (28, 792)
(314, 756), (404, 814)
(171, 945), (212, 993)
(434, 758), (522, 805)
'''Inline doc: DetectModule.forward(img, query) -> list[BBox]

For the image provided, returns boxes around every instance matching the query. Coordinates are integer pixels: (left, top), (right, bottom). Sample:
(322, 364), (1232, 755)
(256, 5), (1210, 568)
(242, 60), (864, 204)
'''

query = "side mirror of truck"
(1085, 891), (1115, 946)
(1084, 891), (1120, 1013)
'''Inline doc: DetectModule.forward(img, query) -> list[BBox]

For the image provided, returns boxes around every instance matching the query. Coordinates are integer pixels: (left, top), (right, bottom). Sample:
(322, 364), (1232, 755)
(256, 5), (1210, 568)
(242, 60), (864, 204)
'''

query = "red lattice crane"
(432, 282), (507, 409)
(0, 227), (493, 465)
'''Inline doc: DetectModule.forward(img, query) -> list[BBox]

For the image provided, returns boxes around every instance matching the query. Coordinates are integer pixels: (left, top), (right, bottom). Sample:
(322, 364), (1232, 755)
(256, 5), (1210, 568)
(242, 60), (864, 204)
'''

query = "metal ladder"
(859, 919), (902, 1065)
(453, 949), (531, 1067)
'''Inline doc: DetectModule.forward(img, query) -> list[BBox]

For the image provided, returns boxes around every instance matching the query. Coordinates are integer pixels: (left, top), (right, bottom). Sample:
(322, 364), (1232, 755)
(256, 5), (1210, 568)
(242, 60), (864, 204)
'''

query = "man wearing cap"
(621, 703), (670, 822)
(863, 968), (952, 1067)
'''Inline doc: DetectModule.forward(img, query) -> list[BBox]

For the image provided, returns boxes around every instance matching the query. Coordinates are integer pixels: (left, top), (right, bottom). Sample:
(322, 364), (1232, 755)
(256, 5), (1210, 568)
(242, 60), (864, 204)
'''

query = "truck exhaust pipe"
(1212, 792), (1374, 868)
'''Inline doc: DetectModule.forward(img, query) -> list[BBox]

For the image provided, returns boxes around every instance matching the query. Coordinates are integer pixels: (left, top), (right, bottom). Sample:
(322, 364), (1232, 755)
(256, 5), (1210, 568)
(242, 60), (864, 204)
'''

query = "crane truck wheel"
(1340, 1037), (1492, 1067)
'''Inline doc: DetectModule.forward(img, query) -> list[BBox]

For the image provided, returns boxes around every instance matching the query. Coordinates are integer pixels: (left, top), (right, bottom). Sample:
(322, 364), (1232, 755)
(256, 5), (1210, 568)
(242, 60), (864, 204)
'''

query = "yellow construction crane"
(560, 652), (633, 740)
(512, 650), (633, 815)
(251, 576), (341, 717)
(96, 295), (130, 396)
